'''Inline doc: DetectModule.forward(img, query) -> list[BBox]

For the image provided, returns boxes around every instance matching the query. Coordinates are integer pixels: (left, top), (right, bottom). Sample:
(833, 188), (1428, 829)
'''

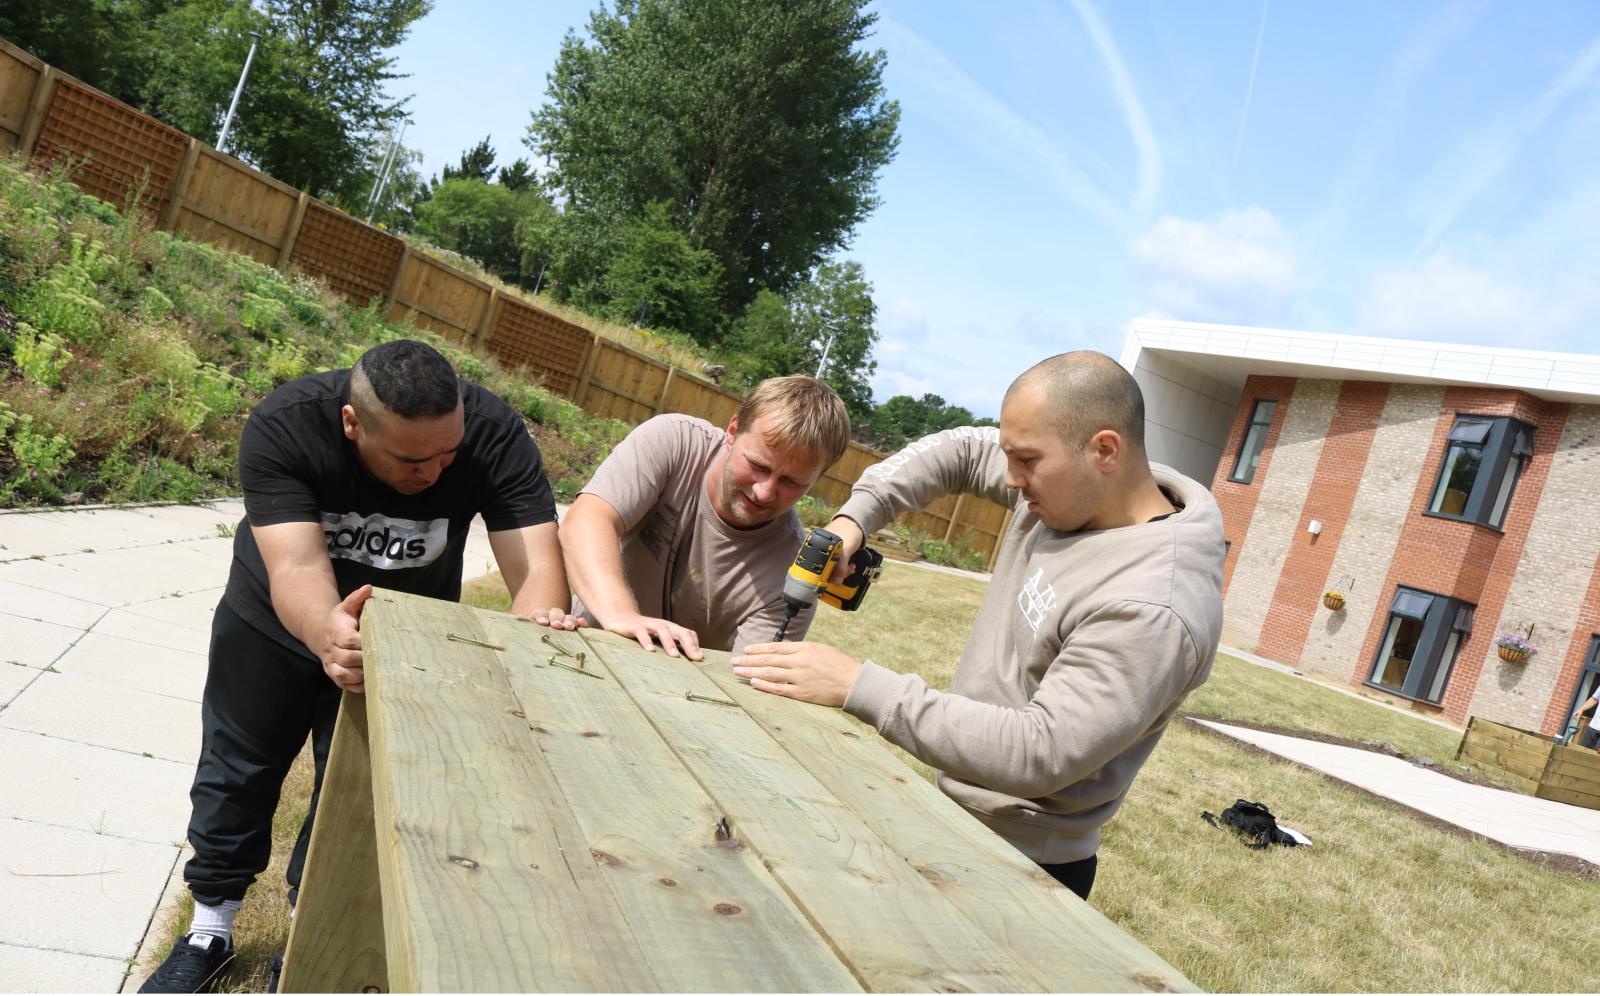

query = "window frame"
(1424, 415), (1534, 530)
(1365, 585), (1474, 705)
(1560, 638), (1600, 744)
(1228, 398), (1278, 485)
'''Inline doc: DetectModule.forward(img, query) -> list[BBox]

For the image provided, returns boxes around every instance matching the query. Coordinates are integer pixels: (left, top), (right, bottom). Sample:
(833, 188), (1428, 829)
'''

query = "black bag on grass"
(1201, 798), (1303, 849)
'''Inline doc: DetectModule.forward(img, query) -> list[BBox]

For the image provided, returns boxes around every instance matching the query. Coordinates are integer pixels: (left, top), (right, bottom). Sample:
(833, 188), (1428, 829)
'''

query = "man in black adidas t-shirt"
(140, 340), (579, 993)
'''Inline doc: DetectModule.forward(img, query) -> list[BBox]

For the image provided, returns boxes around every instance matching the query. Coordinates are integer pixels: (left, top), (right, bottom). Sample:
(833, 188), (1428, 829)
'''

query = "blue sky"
(390, 1), (1600, 418)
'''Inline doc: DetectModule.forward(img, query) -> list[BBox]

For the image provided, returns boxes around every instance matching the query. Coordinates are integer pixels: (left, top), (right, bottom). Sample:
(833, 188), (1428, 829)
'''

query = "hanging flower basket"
(1322, 591), (1345, 611)
(1494, 633), (1537, 664)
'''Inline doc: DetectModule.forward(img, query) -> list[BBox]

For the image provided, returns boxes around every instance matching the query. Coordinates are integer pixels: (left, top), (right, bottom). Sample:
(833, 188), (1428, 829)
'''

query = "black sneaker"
(137, 932), (235, 993)
(266, 954), (283, 993)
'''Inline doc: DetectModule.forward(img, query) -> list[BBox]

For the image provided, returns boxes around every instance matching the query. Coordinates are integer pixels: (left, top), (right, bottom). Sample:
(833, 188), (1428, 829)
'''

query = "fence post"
(474, 288), (500, 351)
(986, 508), (1014, 571)
(572, 335), (600, 407)
(654, 366), (677, 415)
(158, 138), (200, 233)
(277, 191), (310, 271)
(384, 244), (412, 315)
(18, 66), (57, 159)
(942, 494), (968, 545)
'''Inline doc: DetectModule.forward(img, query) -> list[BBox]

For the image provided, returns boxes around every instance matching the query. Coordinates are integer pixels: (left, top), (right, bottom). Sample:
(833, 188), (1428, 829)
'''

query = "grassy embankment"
(0, 155), (628, 508)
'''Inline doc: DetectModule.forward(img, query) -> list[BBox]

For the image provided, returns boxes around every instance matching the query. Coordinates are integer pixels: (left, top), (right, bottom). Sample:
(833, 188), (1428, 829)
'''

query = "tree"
(414, 178), (554, 285)
(0, 0), (161, 99)
(722, 259), (878, 422)
(497, 159), (536, 191)
(528, 0), (900, 313)
(866, 393), (980, 451)
(443, 136), (497, 183)
(601, 201), (723, 338)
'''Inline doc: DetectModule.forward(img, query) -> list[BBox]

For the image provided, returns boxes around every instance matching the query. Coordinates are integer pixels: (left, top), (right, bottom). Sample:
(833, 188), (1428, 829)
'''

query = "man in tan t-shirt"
(731, 352), (1225, 900)
(559, 375), (852, 658)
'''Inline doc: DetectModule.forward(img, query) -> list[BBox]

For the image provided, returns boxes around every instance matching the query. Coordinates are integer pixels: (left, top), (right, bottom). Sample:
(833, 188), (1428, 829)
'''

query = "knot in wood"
(446, 854), (479, 870)
(581, 730), (603, 738)
(590, 848), (622, 866)
(1135, 973), (1175, 992)
(712, 902), (742, 916)
(657, 877), (678, 887)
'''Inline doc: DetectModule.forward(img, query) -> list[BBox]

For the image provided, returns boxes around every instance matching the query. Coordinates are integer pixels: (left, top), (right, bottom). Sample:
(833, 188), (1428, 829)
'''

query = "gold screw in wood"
(685, 691), (737, 708)
(548, 655), (605, 679)
(446, 632), (505, 651)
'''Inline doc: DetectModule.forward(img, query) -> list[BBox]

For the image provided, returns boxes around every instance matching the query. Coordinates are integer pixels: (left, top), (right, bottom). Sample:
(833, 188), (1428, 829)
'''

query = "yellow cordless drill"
(774, 526), (884, 640)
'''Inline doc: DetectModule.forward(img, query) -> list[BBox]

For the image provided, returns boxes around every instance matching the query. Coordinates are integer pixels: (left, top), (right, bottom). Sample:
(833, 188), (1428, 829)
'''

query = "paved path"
(0, 501), (502, 992)
(1195, 719), (1600, 866)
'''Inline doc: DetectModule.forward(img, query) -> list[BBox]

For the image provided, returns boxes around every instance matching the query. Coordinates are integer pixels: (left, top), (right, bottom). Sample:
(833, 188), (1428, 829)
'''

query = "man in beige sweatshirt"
(732, 351), (1225, 899)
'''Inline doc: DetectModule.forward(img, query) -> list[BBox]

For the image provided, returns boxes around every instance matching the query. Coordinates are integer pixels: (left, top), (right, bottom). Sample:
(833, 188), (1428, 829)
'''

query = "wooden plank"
(942, 494), (968, 544)
(1547, 744), (1600, 776)
(473, 288), (500, 350)
(1460, 742), (1543, 784)
(578, 629), (1054, 993)
(279, 693), (387, 994)
(693, 652), (1197, 993)
(1465, 724), (1553, 766)
(1534, 768), (1600, 794)
(361, 591), (655, 992)
(18, 66), (55, 158)
(1533, 783), (1600, 810)
(471, 615), (862, 993)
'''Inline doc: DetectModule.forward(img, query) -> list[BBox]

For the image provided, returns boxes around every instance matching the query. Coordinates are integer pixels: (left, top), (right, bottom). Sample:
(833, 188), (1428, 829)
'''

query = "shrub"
(11, 322), (73, 387)
(795, 495), (838, 529)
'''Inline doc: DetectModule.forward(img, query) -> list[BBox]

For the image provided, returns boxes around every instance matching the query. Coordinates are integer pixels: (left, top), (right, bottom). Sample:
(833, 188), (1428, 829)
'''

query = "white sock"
(189, 899), (242, 945)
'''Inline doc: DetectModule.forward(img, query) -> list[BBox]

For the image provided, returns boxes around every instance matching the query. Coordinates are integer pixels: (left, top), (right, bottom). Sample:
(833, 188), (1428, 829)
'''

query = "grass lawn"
(148, 561), (1596, 992)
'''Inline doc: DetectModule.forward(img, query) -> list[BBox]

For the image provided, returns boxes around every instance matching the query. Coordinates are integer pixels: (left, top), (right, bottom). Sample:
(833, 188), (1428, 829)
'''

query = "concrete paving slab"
(119, 590), (224, 633)
(0, 942), (129, 993)
(50, 546), (232, 603)
(0, 558), (126, 607)
(0, 578), (109, 629)
(0, 662), (37, 708)
(1196, 719), (1600, 865)
(123, 843), (194, 994)
(0, 512), (146, 561)
(1, 672), (200, 765)
(0, 729), (193, 845)
(52, 633), (209, 702)
(0, 613), (86, 668)
(91, 609), (212, 656)
(129, 502), (244, 535)
(0, 816), (181, 961)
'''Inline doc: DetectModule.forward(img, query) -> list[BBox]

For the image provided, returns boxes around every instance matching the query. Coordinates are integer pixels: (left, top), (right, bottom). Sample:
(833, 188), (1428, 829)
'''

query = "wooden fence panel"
(386, 250), (493, 344)
(173, 146), (301, 266)
(31, 77), (188, 223)
(482, 295), (593, 396)
(0, 40), (42, 153)
(580, 340), (671, 424)
(661, 371), (742, 427)
(289, 200), (405, 305)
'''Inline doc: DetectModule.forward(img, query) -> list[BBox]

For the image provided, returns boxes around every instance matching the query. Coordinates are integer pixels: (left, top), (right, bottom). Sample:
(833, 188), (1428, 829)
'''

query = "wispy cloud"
(1412, 32), (1600, 256)
(1067, 0), (1163, 220)
(877, 18), (1129, 234)
(1132, 207), (1298, 324)
(1232, 0), (1271, 167)
(1307, 0), (1485, 250)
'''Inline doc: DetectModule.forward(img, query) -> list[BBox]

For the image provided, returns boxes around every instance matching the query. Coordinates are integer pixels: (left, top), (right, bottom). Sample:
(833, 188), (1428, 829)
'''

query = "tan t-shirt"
(572, 414), (814, 652)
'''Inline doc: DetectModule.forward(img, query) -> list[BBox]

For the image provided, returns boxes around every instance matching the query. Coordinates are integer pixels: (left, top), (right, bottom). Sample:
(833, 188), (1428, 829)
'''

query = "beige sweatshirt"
(838, 426), (1225, 864)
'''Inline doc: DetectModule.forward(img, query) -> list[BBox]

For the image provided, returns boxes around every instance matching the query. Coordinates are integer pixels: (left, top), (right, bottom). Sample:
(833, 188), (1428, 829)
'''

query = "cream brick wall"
(1298, 384), (1444, 682)
(1222, 380), (1338, 649)
(1468, 404), (1600, 728)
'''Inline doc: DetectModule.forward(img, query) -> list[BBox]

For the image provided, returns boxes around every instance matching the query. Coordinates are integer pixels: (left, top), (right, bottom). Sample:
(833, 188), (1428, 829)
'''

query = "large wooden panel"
(486, 295), (593, 396)
(289, 200), (405, 304)
(31, 77), (187, 222)
(387, 251), (493, 343)
(581, 340), (670, 424)
(174, 147), (299, 265)
(0, 40), (42, 152)
(662, 371), (742, 427)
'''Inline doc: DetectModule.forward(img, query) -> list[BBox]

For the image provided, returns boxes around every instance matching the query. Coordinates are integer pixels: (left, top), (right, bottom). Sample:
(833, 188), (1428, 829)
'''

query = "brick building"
(1121, 318), (1600, 740)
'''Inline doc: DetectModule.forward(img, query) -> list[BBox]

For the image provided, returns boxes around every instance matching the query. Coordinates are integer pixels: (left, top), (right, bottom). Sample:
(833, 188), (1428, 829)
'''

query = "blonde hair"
(735, 375), (851, 467)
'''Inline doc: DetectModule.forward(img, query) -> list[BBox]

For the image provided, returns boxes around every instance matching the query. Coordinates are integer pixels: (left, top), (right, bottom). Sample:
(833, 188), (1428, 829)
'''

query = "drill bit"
(773, 604), (799, 642)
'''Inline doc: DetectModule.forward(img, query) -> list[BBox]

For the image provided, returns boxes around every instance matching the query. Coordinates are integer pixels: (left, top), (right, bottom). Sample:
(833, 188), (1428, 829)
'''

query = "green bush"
(11, 323), (72, 388)
(795, 495), (838, 529)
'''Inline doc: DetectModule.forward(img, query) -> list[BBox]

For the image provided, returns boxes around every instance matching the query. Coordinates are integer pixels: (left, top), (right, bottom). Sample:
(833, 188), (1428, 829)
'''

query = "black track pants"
(1038, 853), (1098, 900)
(183, 600), (340, 907)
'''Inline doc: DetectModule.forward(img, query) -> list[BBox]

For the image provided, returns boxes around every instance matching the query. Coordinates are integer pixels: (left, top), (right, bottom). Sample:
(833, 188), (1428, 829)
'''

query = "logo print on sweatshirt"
(1017, 567), (1057, 634)
(321, 512), (448, 569)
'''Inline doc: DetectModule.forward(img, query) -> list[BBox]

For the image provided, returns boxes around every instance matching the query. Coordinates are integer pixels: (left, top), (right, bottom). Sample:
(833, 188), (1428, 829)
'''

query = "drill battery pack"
(818, 546), (883, 611)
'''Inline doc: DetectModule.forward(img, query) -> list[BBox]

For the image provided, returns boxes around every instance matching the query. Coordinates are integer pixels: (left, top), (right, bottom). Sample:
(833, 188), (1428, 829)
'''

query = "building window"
(1426, 415), (1534, 528)
(1229, 399), (1277, 484)
(1560, 638), (1600, 746)
(1368, 586), (1473, 705)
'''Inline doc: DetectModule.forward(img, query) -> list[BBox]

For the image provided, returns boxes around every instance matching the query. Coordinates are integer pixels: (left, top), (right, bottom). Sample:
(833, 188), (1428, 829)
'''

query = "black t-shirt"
(223, 369), (556, 658)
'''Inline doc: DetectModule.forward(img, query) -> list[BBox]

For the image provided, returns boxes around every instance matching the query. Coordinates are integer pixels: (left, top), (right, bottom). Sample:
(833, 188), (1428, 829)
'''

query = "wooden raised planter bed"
(1456, 716), (1600, 810)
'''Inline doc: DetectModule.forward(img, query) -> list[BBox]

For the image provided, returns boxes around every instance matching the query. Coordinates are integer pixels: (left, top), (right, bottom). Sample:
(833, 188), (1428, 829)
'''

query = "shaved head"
(1006, 351), (1146, 454)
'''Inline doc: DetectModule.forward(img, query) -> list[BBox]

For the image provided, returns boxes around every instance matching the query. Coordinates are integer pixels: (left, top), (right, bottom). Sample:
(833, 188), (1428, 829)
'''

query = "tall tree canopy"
(3, 0), (430, 199)
(528, 0), (900, 314)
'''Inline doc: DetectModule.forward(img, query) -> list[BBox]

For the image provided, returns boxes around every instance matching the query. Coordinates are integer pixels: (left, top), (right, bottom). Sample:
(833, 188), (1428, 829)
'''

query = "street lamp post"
(216, 31), (262, 154)
(815, 321), (841, 378)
